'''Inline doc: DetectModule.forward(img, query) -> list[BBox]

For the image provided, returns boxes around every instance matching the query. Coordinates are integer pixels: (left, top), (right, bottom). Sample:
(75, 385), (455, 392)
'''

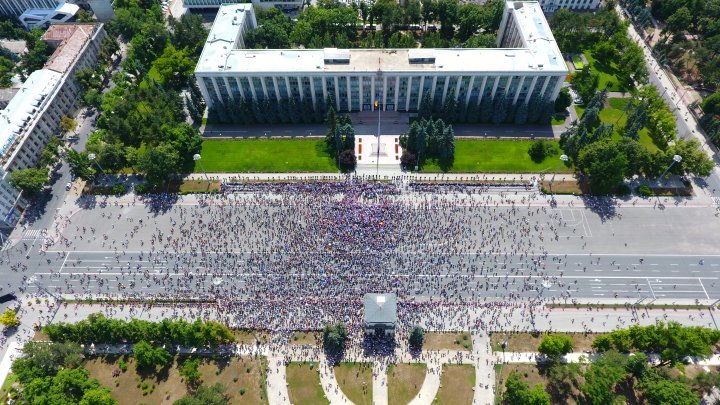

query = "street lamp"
(659, 154), (682, 180)
(549, 154), (569, 198)
(193, 154), (209, 181)
(87, 153), (106, 180)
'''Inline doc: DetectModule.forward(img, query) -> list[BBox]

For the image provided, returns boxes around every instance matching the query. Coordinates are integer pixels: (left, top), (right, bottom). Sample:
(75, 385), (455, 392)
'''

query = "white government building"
(182, 0), (303, 11)
(0, 23), (107, 230)
(195, 1), (568, 114)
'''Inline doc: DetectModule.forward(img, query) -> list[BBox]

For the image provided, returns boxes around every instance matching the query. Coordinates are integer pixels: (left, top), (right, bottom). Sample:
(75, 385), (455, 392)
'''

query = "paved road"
(5, 191), (720, 302)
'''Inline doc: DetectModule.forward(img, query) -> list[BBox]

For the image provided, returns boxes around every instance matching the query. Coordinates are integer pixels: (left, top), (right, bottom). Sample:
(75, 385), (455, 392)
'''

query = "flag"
(374, 100), (379, 110)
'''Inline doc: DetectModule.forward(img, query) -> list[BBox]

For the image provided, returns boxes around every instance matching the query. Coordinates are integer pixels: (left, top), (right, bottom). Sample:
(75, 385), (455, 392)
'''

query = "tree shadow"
(137, 193), (180, 215)
(18, 190), (52, 226)
(580, 195), (618, 222)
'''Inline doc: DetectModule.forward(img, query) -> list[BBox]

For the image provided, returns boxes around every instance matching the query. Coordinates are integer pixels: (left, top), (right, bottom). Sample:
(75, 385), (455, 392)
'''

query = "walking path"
(373, 361), (389, 405)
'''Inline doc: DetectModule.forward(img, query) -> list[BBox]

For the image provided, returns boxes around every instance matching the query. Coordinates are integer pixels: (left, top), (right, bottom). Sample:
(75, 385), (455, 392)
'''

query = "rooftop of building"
(42, 23), (99, 74)
(0, 69), (63, 165)
(196, 1), (566, 75)
(363, 293), (397, 327)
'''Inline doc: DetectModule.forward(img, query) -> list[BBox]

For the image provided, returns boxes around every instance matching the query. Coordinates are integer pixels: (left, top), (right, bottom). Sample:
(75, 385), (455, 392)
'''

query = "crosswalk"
(713, 197), (720, 206)
(22, 229), (45, 240)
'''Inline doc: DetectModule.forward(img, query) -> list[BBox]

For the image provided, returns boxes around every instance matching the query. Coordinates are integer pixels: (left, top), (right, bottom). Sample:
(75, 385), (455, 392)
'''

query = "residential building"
(195, 2), (567, 114)
(0, 23), (106, 230)
(19, 2), (78, 29)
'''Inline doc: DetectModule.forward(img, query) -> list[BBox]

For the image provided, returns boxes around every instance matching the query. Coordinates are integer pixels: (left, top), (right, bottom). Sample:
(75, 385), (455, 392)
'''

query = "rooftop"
(0, 69), (63, 164)
(196, 1), (565, 75)
(363, 293), (397, 327)
(42, 24), (99, 74)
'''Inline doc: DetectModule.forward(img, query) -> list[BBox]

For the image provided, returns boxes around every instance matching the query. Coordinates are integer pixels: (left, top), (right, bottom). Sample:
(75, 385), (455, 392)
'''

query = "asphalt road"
(4, 196), (720, 302)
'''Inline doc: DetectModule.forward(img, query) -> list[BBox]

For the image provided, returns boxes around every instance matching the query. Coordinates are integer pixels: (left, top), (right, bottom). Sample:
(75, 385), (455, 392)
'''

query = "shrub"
(615, 184), (631, 195)
(637, 184), (652, 197)
(118, 359), (127, 373)
(528, 141), (558, 163)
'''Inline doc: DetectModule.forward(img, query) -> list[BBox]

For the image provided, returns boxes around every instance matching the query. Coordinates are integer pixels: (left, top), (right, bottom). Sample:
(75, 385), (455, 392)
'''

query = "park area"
(286, 362), (328, 405)
(387, 363), (426, 404)
(196, 139), (337, 173)
(575, 98), (660, 152)
(423, 139), (572, 173)
(434, 364), (475, 404)
(582, 51), (624, 92)
(490, 332), (603, 352)
(334, 362), (373, 405)
(83, 355), (268, 405)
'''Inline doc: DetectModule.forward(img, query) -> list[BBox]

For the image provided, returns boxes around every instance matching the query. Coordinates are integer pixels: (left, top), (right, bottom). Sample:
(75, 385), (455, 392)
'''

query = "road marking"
(58, 252), (70, 274)
(698, 278), (710, 299)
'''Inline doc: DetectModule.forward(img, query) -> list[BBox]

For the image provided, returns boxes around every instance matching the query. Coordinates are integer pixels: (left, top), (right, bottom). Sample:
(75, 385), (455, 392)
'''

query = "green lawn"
(582, 51), (623, 92)
(334, 363), (372, 405)
(286, 362), (328, 405)
(571, 54), (584, 70)
(422, 139), (573, 173)
(196, 139), (337, 173)
(575, 98), (660, 152)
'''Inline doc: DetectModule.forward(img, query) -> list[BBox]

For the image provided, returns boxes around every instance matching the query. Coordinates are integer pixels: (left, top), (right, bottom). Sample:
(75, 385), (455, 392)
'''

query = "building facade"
(195, 2), (568, 114)
(0, 23), (106, 230)
(539, 0), (601, 12)
(182, 0), (303, 11)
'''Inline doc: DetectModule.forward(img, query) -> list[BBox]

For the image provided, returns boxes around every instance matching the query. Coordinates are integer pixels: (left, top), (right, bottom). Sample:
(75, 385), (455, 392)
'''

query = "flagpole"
(376, 100), (380, 178)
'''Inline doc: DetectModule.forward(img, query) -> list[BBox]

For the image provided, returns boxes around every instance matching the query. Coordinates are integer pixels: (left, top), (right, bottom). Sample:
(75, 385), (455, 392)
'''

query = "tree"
(419, 90), (433, 118)
(323, 323), (348, 354)
(175, 383), (228, 405)
(514, 102), (528, 125)
(503, 371), (551, 405)
(463, 33), (496, 48)
(644, 378), (698, 405)
(338, 149), (356, 172)
(66, 150), (95, 180)
(582, 350), (627, 405)
(9, 168), (48, 196)
(180, 358), (202, 387)
(152, 44), (194, 88)
(79, 387), (117, 405)
(581, 146), (628, 194)
(492, 91), (507, 124)
(168, 13), (209, 57)
(409, 326), (424, 349)
(133, 340), (171, 370)
(554, 87), (572, 113)
(60, 116), (78, 133)
(625, 352), (648, 378)
(131, 143), (180, 187)
(0, 309), (20, 328)
(12, 341), (84, 384)
(528, 141), (557, 163)
(663, 7), (692, 35)
(537, 334), (573, 362)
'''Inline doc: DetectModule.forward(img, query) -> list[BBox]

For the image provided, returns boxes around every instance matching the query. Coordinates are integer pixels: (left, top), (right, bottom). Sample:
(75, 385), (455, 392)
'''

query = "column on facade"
(223, 77), (234, 101)
(503, 76), (512, 97)
(524, 76), (538, 104)
(406, 76), (412, 112)
(441, 75), (450, 104)
(465, 76), (475, 106)
(430, 76), (438, 103)
(490, 76), (500, 100)
(370, 76), (375, 105)
(477, 76), (488, 105)
(196, 75), (214, 108)
(249, 77), (258, 100)
(334, 76), (340, 110)
(416, 76), (425, 110)
(211, 77), (222, 104)
(346, 76), (352, 111)
(321, 76), (328, 103)
(359, 75), (364, 109)
(235, 77), (245, 100)
(260, 77), (269, 99)
(454, 76), (462, 101)
(297, 76), (304, 100)
(538, 76), (551, 100)
(272, 76), (280, 100)
(284, 77), (291, 101)
(382, 76), (388, 109)
(394, 75), (400, 110)
(549, 75), (564, 101)
(310, 77), (317, 105)
(512, 76), (526, 105)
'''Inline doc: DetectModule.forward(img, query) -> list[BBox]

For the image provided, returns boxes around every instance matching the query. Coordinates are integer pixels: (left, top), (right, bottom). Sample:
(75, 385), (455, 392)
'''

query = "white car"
(65, 182), (72, 191)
